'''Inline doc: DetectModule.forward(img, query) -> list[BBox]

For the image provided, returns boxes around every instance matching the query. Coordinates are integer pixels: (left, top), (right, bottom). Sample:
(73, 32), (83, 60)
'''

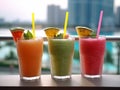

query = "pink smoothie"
(79, 36), (106, 76)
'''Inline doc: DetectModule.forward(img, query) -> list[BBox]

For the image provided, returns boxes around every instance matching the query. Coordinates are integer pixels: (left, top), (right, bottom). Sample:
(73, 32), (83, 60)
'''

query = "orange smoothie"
(16, 38), (43, 78)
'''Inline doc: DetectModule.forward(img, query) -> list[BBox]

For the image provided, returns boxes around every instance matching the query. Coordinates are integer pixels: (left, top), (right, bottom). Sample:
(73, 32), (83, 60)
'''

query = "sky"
(0, 0), (120, 22)
(0, 0), (67, 22)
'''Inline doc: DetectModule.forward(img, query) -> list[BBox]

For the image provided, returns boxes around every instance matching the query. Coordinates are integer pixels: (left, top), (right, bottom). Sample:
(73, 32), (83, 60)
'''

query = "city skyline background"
(0, 0), (120, 22)
(68, 0), (114, 27)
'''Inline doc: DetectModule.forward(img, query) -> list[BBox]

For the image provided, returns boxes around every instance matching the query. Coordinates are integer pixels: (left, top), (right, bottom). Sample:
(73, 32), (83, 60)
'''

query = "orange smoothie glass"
(16, 37), (43, 80)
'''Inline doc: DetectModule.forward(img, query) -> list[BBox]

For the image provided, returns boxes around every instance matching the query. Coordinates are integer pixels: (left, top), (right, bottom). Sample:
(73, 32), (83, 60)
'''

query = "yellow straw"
(32, 12), (36, 38)
(63, 11), (69, 38)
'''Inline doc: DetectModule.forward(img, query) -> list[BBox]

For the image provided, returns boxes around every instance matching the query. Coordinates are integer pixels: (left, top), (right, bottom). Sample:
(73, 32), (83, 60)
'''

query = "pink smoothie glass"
(79, 36), (106, 78)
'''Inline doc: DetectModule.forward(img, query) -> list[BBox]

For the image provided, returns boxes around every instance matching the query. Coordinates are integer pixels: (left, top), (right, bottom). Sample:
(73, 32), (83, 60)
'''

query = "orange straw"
(63, 11), (69, 38)
(32, 12), (36, 38)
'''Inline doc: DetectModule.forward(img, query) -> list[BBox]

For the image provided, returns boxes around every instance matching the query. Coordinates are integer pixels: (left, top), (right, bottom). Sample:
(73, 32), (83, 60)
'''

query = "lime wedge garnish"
(24, 30), (33, 40)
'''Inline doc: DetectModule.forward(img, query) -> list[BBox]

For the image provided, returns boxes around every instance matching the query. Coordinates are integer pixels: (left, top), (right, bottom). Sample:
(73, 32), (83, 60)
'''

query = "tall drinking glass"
(16, 37), (43, 80)
(48, 37), (74, 80)
(79, 36), (106, 78)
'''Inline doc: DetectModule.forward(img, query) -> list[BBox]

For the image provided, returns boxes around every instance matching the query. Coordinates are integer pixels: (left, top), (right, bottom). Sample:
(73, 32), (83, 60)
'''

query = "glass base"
(20, 76), (40, 81)
(52, 75), (71, 80)
(82, 74), (102, 78)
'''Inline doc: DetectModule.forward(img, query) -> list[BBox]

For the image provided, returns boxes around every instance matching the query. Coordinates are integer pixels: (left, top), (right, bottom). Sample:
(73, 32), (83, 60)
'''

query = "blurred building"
(0, 18), (5, 24)
(116, 6), (120, 27)
(68, 0), (90, 27)
(102, 0), (115, 27)
(68, 0), (115, 28)
(47, 5), (66, 26)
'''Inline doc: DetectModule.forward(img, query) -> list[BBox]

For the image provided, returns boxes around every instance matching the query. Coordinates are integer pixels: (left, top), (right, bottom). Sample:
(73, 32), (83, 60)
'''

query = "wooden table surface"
(0, 74), (120, 86)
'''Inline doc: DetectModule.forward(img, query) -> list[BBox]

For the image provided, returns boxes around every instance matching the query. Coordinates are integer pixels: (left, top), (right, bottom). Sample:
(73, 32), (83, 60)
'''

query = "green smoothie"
(48, 38), (74, 77)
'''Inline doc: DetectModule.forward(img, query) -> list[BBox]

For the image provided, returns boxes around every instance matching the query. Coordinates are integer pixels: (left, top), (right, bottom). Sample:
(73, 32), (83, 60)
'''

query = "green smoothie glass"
(48, 37), (74, 80)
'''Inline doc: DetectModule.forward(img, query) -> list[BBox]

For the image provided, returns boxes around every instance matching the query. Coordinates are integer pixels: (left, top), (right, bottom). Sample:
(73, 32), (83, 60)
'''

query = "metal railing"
(1, 35), (120, 41)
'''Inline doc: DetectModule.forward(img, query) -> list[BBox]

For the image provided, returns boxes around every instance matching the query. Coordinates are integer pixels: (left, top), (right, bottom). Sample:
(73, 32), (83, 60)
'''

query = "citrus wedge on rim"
(44, 27), (60, 38)
(75, 26), (93, 37)
(10, 27), (24, 43)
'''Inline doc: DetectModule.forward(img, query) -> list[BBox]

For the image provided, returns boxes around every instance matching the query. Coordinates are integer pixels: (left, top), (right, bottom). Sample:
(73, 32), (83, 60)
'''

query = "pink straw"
(96, 10), (103, 38)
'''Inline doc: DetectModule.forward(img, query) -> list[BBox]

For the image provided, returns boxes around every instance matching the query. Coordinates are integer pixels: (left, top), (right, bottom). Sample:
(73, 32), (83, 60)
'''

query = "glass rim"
(48, 36), (75, 40)
(79, 35), (106, 39)
(16, 37), (43, 41)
